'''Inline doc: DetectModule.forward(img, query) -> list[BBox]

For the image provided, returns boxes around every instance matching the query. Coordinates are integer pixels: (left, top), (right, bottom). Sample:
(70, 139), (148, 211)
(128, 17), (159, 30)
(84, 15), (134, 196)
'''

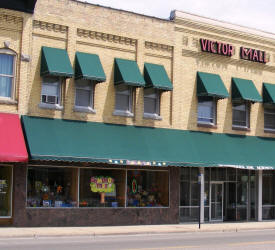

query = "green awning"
(197, 72), (229, 98)
(232, 77), (262, 102)
(22, 115), (275, 170)
(40, 46), (73, 78)
(263, 83), (275, 104)
(114, 58), (145, 87)
(144, 63), (173, 91)
(74, 52), (106, 82)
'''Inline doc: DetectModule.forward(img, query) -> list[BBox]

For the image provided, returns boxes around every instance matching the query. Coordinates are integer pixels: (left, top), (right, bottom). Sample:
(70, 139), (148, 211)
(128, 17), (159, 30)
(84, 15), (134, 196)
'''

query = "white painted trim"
(171, 10), (275, 40)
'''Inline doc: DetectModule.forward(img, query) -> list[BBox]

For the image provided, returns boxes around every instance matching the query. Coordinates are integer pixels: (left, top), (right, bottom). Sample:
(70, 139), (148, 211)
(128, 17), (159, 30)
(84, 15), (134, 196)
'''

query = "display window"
(127, 170), (169, 207)
(0, 166), (12, 217)
(27, 167), (78, 208)
(79, 168), (126, 207)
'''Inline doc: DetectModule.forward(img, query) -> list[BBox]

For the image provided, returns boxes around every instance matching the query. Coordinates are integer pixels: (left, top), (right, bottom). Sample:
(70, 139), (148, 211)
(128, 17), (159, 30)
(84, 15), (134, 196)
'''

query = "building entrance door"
(210, 182), (223, 221)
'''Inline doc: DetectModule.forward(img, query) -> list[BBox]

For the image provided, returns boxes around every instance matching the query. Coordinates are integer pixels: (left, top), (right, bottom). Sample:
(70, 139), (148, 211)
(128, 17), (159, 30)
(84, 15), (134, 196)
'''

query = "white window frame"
(39, 76), (63, 110)
(0, 49), (16, 101)
(232, 101), (250, 129)
(264, 105), (275, 132)
(113, 85), (134, 117)
(197, 96), (216, 125)
(143, 88), (161, 120)
(74, 79), (95, 113)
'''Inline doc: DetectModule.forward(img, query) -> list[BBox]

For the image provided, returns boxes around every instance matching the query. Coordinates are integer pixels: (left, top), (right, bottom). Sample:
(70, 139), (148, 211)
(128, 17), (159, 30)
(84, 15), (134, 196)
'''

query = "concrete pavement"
(1, 221), (275, 238)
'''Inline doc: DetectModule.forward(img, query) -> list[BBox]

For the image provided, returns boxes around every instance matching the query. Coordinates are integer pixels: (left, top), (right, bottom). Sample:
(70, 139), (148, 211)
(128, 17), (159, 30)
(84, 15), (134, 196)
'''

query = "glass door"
(0, 166), (12, 217)
(210, 182), (223, 221)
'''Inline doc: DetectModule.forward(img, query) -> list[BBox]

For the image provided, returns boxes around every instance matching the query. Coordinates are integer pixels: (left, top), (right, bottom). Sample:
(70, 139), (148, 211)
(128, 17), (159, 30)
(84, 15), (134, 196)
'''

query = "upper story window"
(232, 101), (250, 129)
(144, 88), (161, 119)
(264, 105), (275, 131)
(40, 76), (62, 109)
(0, 50), (16, 99)
(74, 79), (95, 113)
(197, 96), (216, 125)
(113, 84), (134, 117)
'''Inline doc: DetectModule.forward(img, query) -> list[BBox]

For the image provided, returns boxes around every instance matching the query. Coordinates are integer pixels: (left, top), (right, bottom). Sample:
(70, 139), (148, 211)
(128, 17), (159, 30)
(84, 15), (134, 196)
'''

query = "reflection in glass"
(0, 166), (12, 216)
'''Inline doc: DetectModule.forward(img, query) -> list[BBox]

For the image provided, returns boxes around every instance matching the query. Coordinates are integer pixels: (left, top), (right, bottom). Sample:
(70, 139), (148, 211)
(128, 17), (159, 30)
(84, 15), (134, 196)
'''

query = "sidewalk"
(1, 221), (275, 238)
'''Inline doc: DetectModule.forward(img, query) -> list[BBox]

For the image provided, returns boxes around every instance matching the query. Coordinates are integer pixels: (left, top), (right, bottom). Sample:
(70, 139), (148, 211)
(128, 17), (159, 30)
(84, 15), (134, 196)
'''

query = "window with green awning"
(263, 83), (275, 104)
(40, 46), (73, 78)
(74, 52), (106, 82)
(143, 63), (173, 91)
(114, 58), (145, 87)
(231, 77), (262, 102)
(197, 72), (229, 98)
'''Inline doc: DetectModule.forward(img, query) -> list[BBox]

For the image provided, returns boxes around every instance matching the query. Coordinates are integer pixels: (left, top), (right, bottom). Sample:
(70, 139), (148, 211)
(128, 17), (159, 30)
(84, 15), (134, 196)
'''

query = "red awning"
(0, 113), (28, 162)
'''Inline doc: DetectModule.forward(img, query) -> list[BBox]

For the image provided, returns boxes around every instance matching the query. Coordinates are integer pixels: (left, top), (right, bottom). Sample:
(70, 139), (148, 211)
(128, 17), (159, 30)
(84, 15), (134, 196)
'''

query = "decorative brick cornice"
(0, 14), (22, 25)
(77, 28), (137, 46)
(145, 41), (173, 52)
(33, 20), (68, 33)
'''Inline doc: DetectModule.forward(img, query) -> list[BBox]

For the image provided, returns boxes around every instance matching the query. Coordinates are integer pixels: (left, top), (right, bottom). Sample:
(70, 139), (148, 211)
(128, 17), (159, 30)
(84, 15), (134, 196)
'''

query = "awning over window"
(0, 113), (28, 162)
(22, 115), (275, 169)
(263, 83), (275, 104)
(114, 58), (145, 87)
(74, 52), (106, 82)
(40, 46), (73, 78)
(144, 63), (173, 91)
(197, 72), (229, 98)
(232, 77), (262, 102)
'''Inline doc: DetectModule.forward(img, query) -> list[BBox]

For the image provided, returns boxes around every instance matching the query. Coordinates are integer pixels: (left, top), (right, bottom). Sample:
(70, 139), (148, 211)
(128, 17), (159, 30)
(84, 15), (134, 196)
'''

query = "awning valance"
(74, 52), (106, 82)
(263, 83), (275, 104)
(21, 115), (275, 170)
(114, 58), (145, 87)
(40, 46), (73, 78)
(232, 77), (262, 102)
(197, 72), (229, 98)
(144, 63), (173, 91)
(0, 113), (28, 162)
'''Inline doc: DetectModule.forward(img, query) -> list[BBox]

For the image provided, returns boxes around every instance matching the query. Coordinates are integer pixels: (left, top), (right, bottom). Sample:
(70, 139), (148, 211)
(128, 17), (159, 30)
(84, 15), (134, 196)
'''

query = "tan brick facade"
(1, 0), (275, 137)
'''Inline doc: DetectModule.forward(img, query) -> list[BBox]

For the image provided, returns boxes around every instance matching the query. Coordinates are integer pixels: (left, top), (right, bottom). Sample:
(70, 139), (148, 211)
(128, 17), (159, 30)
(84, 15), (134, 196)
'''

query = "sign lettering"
(200, 38), (234, 57)
(240, 47), (267, 63)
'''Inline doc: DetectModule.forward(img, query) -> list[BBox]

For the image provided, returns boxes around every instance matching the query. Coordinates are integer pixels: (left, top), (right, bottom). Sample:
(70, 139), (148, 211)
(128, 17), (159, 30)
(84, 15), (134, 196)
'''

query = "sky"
(80, 0), (275, 34)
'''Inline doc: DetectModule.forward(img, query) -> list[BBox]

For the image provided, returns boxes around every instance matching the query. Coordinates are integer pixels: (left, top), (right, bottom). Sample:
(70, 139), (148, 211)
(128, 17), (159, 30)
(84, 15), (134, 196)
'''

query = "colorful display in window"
(27, 167), (77, 207)
(127, 170), (169, 207)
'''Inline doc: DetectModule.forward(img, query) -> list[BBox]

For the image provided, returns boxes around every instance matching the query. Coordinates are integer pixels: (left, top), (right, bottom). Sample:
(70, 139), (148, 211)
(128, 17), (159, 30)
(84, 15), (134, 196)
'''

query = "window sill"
(232, 125), (250, 131)
(39, 103), (63, 111)
(264, 128), (275, 134)
(113, 110), (134, 117)
(74, 106), (96, 114)
(0, 98), (17, 105)
(197, 122), (217, 129)
(143, 113), (162, 120)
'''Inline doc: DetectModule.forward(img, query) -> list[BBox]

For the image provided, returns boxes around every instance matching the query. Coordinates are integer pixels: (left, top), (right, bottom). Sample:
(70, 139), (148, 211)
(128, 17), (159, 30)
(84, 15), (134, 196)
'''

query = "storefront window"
(0, 166), (12, 217)
(27, 167), (77, 208)
(263, 171), (275, 220)
(180, 167), (199, 222)
(79, 168), (126, 207)
(127, 170), (169, 207)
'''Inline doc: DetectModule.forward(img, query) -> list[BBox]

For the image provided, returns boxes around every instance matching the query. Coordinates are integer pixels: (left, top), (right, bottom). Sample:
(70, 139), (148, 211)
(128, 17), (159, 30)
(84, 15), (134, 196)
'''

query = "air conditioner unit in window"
(42, 95), (58, 104)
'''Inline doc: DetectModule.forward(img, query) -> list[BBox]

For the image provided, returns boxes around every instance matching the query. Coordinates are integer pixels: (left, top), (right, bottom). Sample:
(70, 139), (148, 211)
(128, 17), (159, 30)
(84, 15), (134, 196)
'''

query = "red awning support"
(0, 113), (28, 162)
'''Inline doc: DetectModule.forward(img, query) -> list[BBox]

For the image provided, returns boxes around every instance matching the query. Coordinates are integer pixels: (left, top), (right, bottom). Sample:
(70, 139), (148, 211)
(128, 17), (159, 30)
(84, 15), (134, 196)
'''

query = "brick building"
(1, 0), (275, 226)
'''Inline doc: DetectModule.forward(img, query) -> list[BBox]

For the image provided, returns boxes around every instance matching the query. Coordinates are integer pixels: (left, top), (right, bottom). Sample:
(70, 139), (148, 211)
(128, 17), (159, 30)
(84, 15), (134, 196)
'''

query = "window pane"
(0, 54), (14, 75)
(264, 108), (275, 130)
(27, 167), (77, 207)
(79, 168), (125, 207)
(0, 166), (12, 216)
(41, 83), (59, 96)
(75, 88), (91, 107)
(233, 103), (247, 126)
(115, 93), (130, 111)
(198, 100), (213, 123)
(144, 97), (157, 114)
(263, 171), (275, 205)
(127, 170), (169, 207)
(0, 76), (12, 97)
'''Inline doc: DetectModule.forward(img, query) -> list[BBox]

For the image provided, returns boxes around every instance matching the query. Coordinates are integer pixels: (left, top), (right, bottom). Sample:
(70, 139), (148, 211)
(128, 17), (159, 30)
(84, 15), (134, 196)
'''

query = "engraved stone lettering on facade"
(182, 36), (188, 46)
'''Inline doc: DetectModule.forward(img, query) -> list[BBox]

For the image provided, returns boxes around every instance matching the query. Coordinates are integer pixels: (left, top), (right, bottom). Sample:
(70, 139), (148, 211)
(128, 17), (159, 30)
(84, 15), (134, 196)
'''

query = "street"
(1, 229), (275, 250)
